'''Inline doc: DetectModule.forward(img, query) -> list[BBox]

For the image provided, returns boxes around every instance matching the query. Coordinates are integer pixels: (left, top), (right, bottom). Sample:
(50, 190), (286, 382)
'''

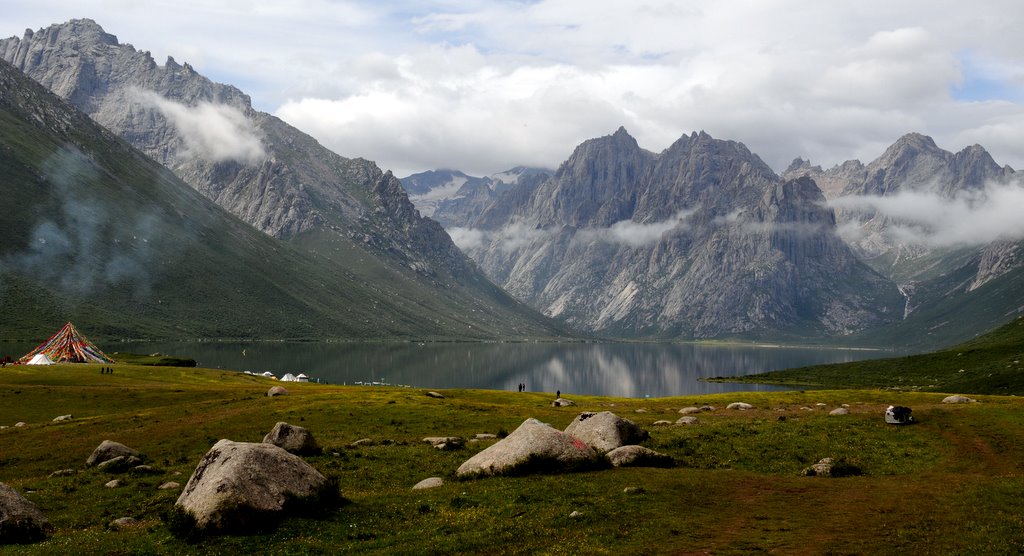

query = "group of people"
(100, 366), (114, 374)
(517, 383), (527, 392)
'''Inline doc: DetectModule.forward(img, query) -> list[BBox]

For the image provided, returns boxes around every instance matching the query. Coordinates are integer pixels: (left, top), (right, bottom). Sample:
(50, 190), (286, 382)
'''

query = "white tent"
(296, 373), (309, 382)
(26, 353), (55, 365)
(280, 373), (298, 382)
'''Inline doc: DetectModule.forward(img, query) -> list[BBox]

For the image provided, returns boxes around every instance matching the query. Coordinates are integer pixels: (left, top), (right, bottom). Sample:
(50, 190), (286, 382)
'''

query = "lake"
(3, 340), (893, 398)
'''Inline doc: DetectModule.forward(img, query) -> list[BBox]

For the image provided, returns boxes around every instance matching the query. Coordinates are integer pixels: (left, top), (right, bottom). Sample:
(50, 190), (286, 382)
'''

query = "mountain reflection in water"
(85, 341), (888, 398)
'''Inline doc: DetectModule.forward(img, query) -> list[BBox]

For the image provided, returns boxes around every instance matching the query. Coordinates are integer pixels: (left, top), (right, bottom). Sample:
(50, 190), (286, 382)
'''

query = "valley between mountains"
(2, 19), (1023, 350)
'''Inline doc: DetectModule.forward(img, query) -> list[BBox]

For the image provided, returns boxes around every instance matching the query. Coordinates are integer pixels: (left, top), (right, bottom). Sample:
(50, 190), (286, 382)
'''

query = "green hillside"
(723, 316), (1024, 394)
(0, 59), (568, 342)
(844, 245), (1024, 350)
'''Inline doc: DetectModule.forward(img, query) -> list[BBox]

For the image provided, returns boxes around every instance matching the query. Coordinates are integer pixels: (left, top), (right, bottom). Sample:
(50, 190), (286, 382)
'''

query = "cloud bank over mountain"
(832, 180), (1024, 248)
(2, 1), (1023, 176)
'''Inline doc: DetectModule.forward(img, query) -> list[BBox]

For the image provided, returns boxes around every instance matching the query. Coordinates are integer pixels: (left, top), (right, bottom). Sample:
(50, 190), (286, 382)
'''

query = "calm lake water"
(4, 340), (893, 398)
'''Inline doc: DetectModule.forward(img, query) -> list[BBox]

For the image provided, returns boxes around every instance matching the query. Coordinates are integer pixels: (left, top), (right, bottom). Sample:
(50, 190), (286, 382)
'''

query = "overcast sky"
(2, 1), (1024, 177)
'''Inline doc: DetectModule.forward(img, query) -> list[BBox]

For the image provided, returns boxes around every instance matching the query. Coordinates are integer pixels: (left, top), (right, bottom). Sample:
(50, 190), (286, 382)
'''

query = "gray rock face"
(456, 418), (599, 478)
(563, 411), (649, 454)
(0, 483), (52, 544)
(175, 439), (330, 532)
(459, 127), (902, 338)
(605, 445), (673, 468)
(262, 422), (320, 455)
(267, 386), (288, 397)
(87, 440), (141, 467)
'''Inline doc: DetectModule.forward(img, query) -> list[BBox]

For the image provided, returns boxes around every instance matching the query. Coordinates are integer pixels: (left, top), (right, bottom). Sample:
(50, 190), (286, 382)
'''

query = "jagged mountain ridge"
(0, 19), (569, 340)
(400, 167), (552, 228)
(456, 127), (903, 339)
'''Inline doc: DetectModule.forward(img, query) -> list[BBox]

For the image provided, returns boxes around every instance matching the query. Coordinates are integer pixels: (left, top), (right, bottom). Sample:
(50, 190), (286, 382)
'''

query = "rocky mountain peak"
(874, 132), (943, 169)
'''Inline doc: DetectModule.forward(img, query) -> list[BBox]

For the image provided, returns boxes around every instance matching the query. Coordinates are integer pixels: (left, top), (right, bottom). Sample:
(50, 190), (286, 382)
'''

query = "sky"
(2, 1), (1024, 178)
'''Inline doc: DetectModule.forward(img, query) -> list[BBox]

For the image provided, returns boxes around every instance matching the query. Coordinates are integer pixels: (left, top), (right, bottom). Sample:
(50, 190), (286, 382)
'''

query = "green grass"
(2, 363), (1024, 554)
(719, 316), (1024, 394)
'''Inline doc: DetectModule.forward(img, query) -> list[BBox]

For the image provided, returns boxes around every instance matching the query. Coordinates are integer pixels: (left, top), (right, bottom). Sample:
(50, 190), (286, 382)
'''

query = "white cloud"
(130, 88), (266, 165)
(575, 210), (693, 247)
(446, 226), (486, 250)
(830, 180), (1024, 247)
(4, 1), (1024, 175)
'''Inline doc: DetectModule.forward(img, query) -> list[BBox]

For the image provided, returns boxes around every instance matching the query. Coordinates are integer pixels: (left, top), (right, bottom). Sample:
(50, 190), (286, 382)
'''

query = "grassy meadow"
(1, 361), (1023, 554)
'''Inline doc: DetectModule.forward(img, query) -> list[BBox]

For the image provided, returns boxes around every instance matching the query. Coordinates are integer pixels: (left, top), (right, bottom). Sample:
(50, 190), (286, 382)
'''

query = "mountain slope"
(0, 58), (566, 341)
(459, 128), (902, 339)
(0, 19), (566, 341)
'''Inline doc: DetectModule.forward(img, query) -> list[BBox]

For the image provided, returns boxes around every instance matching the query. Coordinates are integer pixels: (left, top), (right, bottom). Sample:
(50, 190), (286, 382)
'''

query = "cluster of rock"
(455, 411), (669, 479)
(87, 440), (148, 474)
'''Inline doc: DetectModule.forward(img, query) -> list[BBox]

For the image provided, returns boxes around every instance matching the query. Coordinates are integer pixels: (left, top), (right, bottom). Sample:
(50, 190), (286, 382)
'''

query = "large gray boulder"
(563, 411), (649, 454)
(87, 440), (142, 467)
(175, 440), (333, 533)
(262, 422), (320, 456)
(456, 419), (599, 478)
(0, 483), (53, 544)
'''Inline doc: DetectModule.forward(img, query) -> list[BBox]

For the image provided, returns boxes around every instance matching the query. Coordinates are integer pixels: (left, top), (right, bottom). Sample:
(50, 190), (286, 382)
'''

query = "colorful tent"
(18, 322), (115, 364)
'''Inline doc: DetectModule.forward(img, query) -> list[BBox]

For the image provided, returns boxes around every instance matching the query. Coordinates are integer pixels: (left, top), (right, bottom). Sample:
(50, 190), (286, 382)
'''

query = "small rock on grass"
(829, 408), (850, 416)
(412, 477), (444, 490)
(52, 414), (72, 422)
(942, 395), (976, 404)
(569, 510), (583, 518)
(675, 416), (698, 425)
(109, 517), (138, 530)
(104, 480), (121, 488)
(606, 445), (673, 468)
(726, 402), (753, 410)
(422, 437), (464, 450)
(678, 407), (701, 415)
(623, 486), (645, 495)
(426, 391), (445, 399)
(158, 482), (181, 490)
(48, 469), (75, 478)
(653, 420), (673, 426)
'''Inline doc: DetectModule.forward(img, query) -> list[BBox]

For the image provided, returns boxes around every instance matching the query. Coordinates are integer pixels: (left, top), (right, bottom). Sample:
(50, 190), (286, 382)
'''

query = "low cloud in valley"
(831, 180), (1024, 247)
